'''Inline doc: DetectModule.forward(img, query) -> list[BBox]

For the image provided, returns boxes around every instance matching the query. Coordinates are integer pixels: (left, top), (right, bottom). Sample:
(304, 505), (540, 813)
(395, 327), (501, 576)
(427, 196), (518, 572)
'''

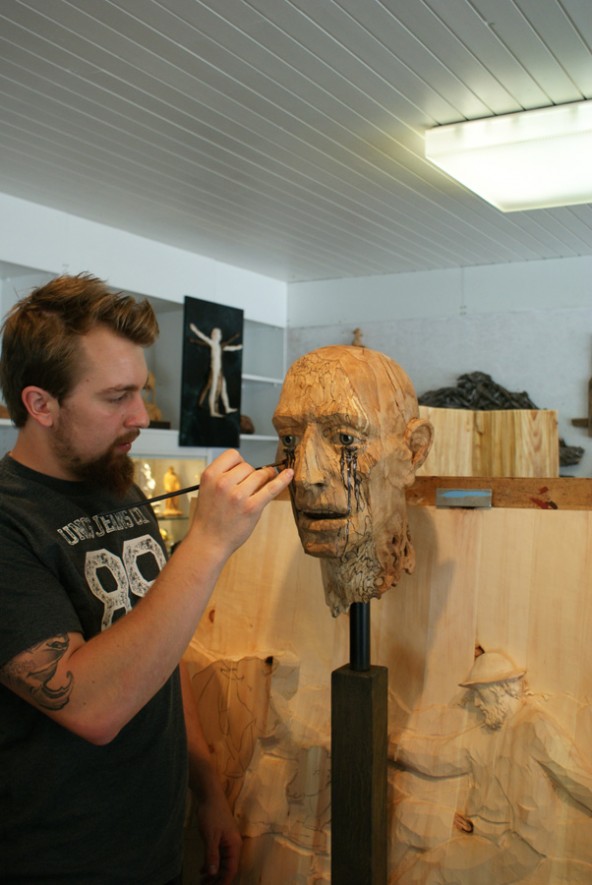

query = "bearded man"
(0, 273), (293, 883)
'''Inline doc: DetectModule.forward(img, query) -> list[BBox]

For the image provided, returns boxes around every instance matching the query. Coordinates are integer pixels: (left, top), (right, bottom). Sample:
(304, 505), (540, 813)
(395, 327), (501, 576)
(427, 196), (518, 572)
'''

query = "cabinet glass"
(132, 455), (207, 551)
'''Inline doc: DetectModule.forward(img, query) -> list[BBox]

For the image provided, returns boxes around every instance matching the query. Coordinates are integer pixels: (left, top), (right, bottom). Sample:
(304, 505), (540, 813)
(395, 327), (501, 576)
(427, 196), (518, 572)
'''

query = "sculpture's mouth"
(298, 509), (350, 531)
(303, 510), (348, 520)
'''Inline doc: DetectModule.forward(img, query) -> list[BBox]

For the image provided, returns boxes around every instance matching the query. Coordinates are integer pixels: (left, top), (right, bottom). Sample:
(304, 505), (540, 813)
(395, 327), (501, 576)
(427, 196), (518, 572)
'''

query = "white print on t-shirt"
(57, 507), (151, 546)
(85, 535), (166, 629)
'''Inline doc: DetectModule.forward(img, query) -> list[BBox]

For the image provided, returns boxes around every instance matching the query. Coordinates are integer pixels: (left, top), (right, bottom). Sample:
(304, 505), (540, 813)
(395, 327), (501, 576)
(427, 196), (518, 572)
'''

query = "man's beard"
(72, 447), (136, 497)
(52, 428), (137, 497)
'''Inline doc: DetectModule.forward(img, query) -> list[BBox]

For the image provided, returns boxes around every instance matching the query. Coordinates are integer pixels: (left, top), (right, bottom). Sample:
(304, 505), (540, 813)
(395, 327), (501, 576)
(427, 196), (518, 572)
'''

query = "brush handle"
(107, 460), (286, 515)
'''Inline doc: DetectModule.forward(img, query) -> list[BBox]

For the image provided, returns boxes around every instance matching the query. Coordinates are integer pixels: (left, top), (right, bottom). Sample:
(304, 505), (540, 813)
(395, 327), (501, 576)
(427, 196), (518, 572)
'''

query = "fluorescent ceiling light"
(425, 100), (592, 212)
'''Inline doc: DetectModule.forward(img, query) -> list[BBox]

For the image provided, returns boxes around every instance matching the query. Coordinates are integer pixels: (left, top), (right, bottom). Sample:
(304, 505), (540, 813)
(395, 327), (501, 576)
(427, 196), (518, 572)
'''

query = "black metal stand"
(350, 601), (371, 671)
(331, 601), (388, 885)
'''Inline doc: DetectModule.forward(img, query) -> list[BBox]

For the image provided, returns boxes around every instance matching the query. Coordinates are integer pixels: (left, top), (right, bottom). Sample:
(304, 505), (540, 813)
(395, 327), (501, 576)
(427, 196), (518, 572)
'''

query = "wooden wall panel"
(183, 493), (592, 884)
(417, 407), (559, 477)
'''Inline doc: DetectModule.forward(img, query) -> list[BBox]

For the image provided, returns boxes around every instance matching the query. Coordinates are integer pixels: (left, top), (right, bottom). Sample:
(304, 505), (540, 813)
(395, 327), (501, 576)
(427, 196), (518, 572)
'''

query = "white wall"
(287, 259), (592, 477)
(0, 193), (287, 326)
(287, 258), (592, 326)
(0, 193), (288, 459)
(2, 193), (591, 476)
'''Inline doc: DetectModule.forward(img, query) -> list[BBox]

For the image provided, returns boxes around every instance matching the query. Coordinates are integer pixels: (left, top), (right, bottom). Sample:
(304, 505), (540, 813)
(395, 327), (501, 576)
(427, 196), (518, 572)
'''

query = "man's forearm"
(0, 455), (293, 744)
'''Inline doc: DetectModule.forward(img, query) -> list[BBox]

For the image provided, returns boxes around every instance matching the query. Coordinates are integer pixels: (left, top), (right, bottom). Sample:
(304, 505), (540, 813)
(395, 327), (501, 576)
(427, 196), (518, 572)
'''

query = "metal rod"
(349, 602), (371, 671)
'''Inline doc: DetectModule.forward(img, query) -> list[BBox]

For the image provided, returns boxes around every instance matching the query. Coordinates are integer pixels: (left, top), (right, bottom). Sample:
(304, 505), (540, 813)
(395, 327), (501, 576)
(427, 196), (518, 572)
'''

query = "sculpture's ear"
(405, 417), (434, 471)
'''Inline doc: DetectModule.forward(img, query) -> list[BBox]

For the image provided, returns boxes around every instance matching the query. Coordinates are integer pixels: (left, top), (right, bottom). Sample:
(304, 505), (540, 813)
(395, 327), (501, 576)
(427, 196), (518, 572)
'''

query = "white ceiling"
(1, 0), (591, 283)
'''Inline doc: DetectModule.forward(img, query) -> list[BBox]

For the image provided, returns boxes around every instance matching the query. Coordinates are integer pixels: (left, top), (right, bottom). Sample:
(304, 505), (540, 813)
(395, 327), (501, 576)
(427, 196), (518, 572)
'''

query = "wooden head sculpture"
(273, 345), (433, 616)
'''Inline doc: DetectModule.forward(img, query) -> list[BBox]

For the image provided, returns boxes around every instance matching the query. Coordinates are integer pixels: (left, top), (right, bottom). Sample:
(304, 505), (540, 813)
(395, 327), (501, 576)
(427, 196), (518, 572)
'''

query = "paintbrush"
(107, 460), (288, 515)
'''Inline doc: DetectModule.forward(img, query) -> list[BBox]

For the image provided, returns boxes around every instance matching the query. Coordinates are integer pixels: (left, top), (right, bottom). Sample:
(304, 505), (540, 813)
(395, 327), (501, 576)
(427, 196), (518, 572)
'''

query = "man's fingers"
(251, 465), (294, 498)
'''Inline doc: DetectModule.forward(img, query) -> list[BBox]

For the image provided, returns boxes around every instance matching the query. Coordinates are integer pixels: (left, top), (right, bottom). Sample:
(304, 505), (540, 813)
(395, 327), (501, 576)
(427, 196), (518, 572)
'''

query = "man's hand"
(189, 449), (293, 561)
(195, 786), (242, 884)
(181, 662), (243, 883)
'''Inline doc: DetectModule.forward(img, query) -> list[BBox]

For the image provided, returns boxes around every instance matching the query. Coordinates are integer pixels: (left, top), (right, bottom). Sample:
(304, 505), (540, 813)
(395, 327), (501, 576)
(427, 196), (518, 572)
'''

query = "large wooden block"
(183, 489), (592, 884)
(417, 407), (559, 477)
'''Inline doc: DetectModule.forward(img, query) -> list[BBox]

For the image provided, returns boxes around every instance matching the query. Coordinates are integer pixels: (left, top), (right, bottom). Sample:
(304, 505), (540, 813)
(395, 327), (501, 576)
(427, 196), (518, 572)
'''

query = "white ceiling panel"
(0, 0), (590, 282)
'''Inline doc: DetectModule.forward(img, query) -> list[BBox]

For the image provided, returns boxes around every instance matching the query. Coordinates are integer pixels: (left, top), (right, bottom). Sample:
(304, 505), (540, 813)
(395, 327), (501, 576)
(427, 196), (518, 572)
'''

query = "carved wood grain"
(183, 490), (592, 884)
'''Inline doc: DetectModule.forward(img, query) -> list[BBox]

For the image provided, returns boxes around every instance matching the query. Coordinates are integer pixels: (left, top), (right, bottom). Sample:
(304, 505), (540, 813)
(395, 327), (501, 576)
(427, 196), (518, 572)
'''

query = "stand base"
(331, 664), (388, 885)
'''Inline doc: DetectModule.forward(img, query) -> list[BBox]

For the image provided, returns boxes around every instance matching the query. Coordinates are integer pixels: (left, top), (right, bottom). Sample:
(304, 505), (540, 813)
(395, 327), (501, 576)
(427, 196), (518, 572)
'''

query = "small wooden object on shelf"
(571, 375), (592, 436)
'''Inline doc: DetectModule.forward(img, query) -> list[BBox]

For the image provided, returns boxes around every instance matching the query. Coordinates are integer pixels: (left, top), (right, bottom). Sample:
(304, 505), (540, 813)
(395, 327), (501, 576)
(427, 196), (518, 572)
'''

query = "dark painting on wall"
(179, 296), (244, 448)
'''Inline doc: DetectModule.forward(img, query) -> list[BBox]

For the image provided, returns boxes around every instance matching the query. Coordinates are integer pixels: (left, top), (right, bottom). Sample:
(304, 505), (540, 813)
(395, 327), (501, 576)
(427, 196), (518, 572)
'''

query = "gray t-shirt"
(0, 454), (187, 884)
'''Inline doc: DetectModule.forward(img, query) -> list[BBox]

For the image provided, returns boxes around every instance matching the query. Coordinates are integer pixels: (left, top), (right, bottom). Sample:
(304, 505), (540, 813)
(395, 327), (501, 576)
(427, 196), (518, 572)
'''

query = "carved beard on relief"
(479, 697), (511, 731)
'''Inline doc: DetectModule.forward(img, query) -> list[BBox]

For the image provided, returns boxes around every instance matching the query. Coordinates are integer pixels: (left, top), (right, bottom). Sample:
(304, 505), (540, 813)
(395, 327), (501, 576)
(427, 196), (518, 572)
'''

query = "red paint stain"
(530, 496), (558, 510)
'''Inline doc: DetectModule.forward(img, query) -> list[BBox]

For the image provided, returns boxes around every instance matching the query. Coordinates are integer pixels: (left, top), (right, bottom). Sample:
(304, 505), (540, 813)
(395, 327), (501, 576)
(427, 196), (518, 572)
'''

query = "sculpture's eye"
(281, 435), (297, 450)
(338, 433), (356, 447)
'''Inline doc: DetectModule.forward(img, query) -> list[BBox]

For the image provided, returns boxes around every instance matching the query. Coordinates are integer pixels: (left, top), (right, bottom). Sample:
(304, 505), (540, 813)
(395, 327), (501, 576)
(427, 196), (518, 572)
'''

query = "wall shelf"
(131, 428), (212, 459)
(243, 373), (283, 385)
(241, 433), (278, 442)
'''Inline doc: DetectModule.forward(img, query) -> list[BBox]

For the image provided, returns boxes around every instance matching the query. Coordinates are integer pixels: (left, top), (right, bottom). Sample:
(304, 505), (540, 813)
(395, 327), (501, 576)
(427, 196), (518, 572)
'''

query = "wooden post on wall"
(331, 603), (388, 885)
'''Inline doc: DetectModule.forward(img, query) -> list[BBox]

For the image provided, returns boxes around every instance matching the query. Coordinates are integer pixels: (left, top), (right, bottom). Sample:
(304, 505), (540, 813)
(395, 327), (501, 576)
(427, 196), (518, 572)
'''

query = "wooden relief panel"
(183, 495), (592, 884)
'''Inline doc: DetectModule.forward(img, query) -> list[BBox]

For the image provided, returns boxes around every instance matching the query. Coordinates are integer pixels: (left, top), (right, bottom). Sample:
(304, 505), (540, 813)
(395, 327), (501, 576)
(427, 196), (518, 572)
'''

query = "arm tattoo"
(0, 634), (74, 711)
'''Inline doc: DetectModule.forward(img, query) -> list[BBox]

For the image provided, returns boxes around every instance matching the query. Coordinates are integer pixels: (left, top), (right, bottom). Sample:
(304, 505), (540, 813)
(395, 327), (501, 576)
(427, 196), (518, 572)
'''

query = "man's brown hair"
(0, 273), (159, 427)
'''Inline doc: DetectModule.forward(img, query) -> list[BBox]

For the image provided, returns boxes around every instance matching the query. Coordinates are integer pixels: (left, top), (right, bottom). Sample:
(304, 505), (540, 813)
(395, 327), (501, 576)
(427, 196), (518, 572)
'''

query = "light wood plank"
(417, 407), (559, 477)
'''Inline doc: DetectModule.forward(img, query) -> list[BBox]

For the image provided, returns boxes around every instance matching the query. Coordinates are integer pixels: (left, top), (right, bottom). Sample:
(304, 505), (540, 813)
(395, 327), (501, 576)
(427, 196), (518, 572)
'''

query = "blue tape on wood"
(436, 488), (492, 509)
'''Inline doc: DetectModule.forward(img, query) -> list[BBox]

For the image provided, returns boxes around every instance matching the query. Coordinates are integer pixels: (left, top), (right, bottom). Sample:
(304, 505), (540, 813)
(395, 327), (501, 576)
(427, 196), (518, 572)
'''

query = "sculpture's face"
(273, 347), (429, 561)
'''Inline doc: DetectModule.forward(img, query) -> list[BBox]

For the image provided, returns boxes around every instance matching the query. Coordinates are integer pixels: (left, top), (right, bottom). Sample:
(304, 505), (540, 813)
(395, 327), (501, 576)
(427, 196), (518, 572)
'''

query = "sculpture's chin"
(296, 519), (350, 559)
(298, 533), (348, 559)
